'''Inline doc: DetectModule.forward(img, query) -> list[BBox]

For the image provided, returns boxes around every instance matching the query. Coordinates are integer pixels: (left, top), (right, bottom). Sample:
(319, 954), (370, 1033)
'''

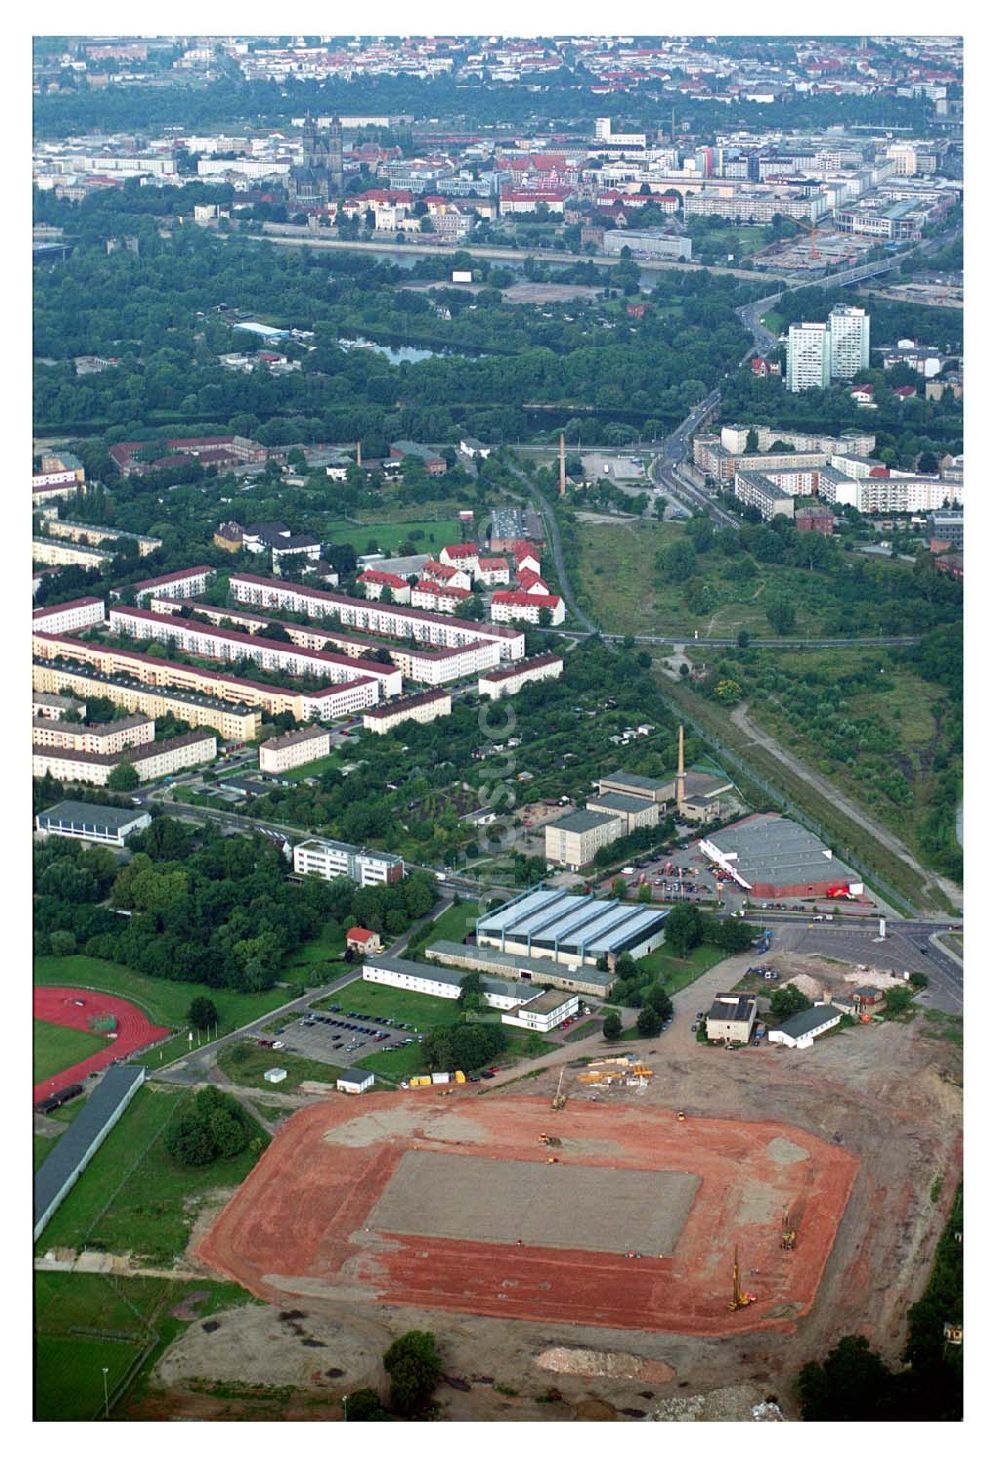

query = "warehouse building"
(598, 769), (675, 808)
(362, 958), (542, 1011)
(699, 815), (863, 900)
(35, 801), (151, 848)
(768, 1004), (842, 1049)
(477, 887), (666, 969)
(259, 725), (331, 774)
(425, 940), (612, 1000)
(545, 809), (623, 870)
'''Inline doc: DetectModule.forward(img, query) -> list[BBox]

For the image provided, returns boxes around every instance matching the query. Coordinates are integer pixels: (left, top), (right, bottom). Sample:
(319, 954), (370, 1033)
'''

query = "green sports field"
(34, 1020), (102, 1084)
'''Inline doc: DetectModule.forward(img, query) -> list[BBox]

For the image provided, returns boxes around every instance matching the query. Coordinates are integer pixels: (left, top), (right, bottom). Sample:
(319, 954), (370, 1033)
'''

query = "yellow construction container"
(409, 1075), (433, 1088)
(454, 1070), (466, 1084)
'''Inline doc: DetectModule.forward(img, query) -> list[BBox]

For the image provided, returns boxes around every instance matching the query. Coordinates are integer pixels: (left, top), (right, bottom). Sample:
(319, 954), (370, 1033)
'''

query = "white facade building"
(787, 322), (831, 393)
(259, 725), (331, 774)
(32, 598), (106, 635)
(828, 304), (870, 380)
(292, 837), (404, 886)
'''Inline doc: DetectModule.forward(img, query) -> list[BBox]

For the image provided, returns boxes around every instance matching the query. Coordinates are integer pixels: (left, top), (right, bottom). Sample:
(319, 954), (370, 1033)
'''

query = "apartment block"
(31, 714), (154, 754)
(31, 660), (260, 741)
(787, 322), (832, 393)
(33, 729), (217, 786)
(490, 591), (565, 626)
(478, 653), (564, 700)
(125, 566), (215, 606)
(32, 598), (106, 635)
(31, 633), (373, 724)
(292, 837), (404, 887)
(362, 688), (452, 735)
(32, 537), (108, 570)
(38, 518), (163, 557)
(259, 725), (331, 774)
(108, 607), (401, 699)
(227, 573), (525, 662)
(733, 470), (797, 521)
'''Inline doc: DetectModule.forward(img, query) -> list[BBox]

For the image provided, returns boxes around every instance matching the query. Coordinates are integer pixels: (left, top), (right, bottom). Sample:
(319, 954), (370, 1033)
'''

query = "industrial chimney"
(356, 440), (362, 467)
(559, 432), (566, 498)
(676, 724), (686, 812)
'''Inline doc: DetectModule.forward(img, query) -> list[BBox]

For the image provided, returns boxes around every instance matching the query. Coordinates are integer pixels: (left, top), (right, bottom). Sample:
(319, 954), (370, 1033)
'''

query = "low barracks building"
(259, 725), (331, 774)
(33, 729), (216, 786)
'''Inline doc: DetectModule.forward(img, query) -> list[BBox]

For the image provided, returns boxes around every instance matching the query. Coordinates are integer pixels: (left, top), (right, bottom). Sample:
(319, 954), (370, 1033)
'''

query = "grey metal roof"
(426, 940), (609, 993)
(601, 769), (673, 795)
(478, 887), (666, 957)
(37, 801), (145, 832)
(547, 809), (618, 835)
(34, 1066), (144, 1229)
(707, 993), (758, 1023)
(368, 957), (466, 988)
(708, 816), (860, 887)
(338, 1067), (375, 1085)
(587, 792), (658, 816)
(773, 1004), (841, 1038)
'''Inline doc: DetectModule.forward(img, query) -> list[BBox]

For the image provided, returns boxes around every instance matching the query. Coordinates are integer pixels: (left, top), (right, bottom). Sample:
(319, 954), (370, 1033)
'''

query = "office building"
(544, 810), (623, 870)
(292, 837), (404, 887)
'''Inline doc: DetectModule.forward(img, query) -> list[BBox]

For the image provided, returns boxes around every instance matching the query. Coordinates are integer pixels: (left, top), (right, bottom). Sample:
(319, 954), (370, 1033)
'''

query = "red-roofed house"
(513, 541), (542, 575)
(893, 385), (917, 399)
(475, 554), (511, 586)
(411, 580), (466, 613)
(751, 356), (781, 377)
(346, 925), (381, 955)
(422, 559), (472, 590)
(439, 542), (479, 571)
(518, 568), (550, 595)
(491, 590), (565, 626)
(357, 569), (411, 604)
(850, 384), (876, 404)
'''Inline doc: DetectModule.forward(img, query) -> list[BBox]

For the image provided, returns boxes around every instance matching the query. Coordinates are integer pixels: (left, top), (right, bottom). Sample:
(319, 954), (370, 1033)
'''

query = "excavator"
(551, 1066), (567, 1110)
(728, 1246), (755, 1312)
(538, 1133), (562, 1147)
(781, 1211), (797, 1251)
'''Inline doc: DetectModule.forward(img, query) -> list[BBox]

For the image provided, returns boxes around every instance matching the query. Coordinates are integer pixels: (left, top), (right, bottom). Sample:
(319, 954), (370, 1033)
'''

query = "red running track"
(33, 987), (169, 1104)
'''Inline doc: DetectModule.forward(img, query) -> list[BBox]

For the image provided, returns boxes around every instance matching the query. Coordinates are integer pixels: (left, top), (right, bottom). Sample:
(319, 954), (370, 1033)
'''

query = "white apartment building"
(128, 566), (215, 606)
(362, 689), (452, 735)
(787, 322), (832, 393)
(33, 730), (216, 786)
(478, 653), (564, 700)
(820, 474), (963, 514)
(31, 715), (154, 754)
(411, 581), (465, 614)
(33, 691), (87, 722)
(292, 837), (404, 887)
(108, 607), (401, 699)
(32, 598), (106, 635)
(258, 725), (331, 774)
(227, 573), (525, 662)
(31, 664), (259, 743)
(828, 304), (870, 380)
(489, 591), (565, 626)
(475, 556), (510, 586)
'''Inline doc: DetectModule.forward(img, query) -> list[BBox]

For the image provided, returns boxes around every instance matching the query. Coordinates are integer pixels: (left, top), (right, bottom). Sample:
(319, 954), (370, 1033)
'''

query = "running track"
(33, 987), (169, 1105)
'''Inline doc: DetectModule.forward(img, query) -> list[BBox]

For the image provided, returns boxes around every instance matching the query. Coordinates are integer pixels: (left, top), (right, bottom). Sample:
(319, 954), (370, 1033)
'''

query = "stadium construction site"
(196, 1093), (856, 1338)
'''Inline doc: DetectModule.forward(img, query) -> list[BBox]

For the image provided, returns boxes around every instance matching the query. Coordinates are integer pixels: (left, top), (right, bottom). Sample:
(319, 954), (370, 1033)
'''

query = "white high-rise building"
(787, 322), (832, 393)
(828, 304), (870, 380)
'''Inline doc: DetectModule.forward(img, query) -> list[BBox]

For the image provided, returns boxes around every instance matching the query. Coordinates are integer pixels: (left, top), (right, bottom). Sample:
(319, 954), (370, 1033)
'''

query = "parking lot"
(263, 1007), (423, 1067)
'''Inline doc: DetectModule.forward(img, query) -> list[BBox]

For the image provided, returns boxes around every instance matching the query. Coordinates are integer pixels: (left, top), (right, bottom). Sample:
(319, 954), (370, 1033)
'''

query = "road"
(745, 913), (963, 1015)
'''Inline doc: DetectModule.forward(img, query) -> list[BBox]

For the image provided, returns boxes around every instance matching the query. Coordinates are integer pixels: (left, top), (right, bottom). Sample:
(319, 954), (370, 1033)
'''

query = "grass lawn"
(35, 1271), (252, 1421)
(321, 515), (461, 555)
(413, 900), (481, 952)
(35, 1086), (264, 1264)
(326, 977), (461, 1030)
(34, 956), (294, 1034)
(280, 749), (348, 780)
(216, 1040), (347, 1092)
(763, 309), (784, 334)
(636, 943), (727, 997)
(34, 1019), (103, 1084)
(280, 922), (351, 987)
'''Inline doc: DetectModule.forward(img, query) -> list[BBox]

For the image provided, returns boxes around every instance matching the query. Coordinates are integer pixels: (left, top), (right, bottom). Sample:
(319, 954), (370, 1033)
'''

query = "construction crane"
(551, 1066), (567, 1111)
(781, 1211), (797, 1251)
(728, 1245), (753, 1312)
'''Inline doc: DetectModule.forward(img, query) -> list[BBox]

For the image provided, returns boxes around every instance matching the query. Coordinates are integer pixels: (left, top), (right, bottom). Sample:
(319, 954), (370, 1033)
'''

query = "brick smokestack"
(559, 432), (566, 498)
(676, 723), (685, 811)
